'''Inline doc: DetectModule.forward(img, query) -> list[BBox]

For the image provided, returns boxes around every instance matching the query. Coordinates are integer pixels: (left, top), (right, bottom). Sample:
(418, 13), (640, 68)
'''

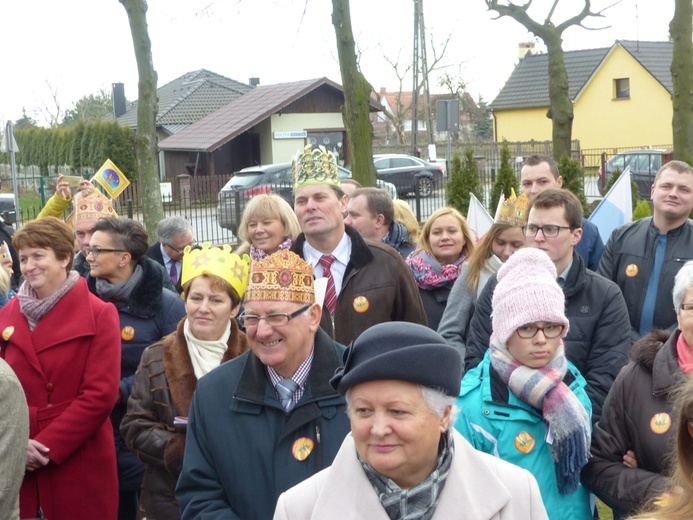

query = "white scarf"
(183, 318), (231, 379)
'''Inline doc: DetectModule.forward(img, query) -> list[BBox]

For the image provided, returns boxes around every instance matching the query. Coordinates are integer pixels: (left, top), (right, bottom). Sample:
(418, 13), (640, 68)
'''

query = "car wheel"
(417, 177), (433, 198)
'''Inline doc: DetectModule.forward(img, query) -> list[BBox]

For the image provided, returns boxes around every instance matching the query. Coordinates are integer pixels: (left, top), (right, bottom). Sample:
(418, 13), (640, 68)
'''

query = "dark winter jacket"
(465, 252), (631, 423)
(120, 317), (249, 520)
(292, 226), (427, 344)
(419, 284), (452, 331)
(175, 328), (351, 520)
(598, 217), (693, 342)
(383, 221), (415, 258)
(581, 330), (683, 519)
(88, 256), (187, 492)
(576, 217), (604, 272)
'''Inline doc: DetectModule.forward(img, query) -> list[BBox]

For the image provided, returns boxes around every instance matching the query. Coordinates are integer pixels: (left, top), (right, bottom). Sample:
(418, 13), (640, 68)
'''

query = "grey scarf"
(360, 428), (454, 520)
(95, 264), (143, 308)
(19, 270), (80, 331)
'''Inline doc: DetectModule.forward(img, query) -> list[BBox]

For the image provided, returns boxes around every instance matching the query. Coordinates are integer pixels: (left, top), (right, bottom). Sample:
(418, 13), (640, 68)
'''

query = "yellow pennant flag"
(92, 159), (130, 199)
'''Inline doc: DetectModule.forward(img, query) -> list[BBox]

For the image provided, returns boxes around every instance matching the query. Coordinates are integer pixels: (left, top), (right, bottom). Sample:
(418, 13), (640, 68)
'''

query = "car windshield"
(225, 173), (263, 188)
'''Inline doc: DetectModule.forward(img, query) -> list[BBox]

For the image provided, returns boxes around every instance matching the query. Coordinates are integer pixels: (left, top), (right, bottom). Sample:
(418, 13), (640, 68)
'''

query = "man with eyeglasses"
(520, 154), (604, 271)
(147, 215), (195, 293)
(598, 160), (693, 344)
(176, 250), (350, 520)
(465, 189), (630, 422)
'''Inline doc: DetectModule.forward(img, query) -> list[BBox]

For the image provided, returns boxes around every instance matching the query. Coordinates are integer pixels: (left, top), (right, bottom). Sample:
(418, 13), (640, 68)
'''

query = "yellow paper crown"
(292, 144), (341, 189)
(494, 189), (529, 227)
(74, 190), (117, 222)
(181, 242), (250, 299)
(245, 249), (315, 304)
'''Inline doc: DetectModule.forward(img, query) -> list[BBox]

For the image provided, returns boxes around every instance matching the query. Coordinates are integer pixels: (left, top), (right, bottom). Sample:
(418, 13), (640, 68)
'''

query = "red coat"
(0, 278), (121, 520)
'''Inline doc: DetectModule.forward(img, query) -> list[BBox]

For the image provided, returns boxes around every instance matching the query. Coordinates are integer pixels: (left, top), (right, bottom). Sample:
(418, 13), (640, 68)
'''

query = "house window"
(614, 78), (630, 99)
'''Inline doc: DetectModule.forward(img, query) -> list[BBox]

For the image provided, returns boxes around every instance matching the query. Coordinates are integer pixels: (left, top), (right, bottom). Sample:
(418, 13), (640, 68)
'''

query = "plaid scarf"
(406, 249), (466, 290)
(490, 335), (590, 495)
(360, 429), (454, 520)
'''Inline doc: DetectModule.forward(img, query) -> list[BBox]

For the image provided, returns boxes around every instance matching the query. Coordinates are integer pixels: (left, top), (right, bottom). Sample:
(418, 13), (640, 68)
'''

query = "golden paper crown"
(245, 250), (315, 304)
(74, 190), (117, 222)
(494, 189), (529, 227)
(292, 144), (341, 189)
(181, 242), (250, 299)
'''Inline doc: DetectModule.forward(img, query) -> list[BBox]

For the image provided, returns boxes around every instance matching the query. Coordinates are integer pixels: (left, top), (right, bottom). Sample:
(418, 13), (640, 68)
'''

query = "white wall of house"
(268, 113), (345, 163)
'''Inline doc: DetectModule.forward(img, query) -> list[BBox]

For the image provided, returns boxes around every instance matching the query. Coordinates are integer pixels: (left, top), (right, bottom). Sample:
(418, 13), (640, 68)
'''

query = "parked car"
(0, 193), (19, 224)
(337, 168), (398, 201)
(599, 149), (668, 199)
(216, 162), (398, 234)
(373, 154), (443, 198)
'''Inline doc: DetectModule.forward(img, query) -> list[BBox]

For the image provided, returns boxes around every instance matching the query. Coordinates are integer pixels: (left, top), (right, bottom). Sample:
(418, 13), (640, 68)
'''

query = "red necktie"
(318, 255), (337, 315)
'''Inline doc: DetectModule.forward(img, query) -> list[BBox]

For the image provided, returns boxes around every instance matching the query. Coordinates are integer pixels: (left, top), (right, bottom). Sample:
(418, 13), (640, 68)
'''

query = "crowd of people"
(1, 147), (693, 520)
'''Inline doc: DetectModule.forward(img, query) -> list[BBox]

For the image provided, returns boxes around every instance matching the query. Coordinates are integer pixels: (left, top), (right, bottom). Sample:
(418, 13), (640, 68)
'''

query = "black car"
(600, 149), (667, 199)
(373, 154), (443, 198)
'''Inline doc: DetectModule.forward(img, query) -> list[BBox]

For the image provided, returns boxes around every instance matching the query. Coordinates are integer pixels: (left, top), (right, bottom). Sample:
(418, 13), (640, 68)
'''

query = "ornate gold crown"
(494, 188), (529, 227)
(245, 249), (315, 304)
(292, 144), (341, 189)
(181, 243), (250, 299)
(74, 190), (116, 222)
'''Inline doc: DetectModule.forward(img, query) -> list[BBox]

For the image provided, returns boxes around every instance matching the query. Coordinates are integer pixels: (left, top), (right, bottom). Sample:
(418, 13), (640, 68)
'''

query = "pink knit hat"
(491, 248), (569, 344)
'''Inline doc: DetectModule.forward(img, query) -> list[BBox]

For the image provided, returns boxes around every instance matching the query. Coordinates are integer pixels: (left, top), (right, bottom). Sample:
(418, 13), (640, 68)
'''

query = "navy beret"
(330, 321), (463, 397)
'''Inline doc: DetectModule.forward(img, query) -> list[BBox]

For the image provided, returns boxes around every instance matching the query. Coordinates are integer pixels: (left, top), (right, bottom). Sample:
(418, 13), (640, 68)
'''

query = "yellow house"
(491, 40), (673, 150)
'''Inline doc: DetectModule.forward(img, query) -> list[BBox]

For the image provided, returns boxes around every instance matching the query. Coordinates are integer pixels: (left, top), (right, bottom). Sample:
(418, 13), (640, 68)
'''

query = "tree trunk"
(331, 0), (377, 186)
(671, 0), (693, 163)
(544, 31), (573, 160)
(120, 0), (163, 241)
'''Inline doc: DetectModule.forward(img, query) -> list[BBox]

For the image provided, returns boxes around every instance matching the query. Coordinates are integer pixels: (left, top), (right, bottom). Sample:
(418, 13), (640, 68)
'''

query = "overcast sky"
(1, 0), (674, 127)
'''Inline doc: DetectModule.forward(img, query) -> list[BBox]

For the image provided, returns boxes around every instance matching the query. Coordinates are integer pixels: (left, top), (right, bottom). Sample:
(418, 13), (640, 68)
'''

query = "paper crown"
(181, 242), (250, 299)
(494, 189), (529, 227)
(74, 190), (116, 222)
(245, 249), (315, 304)
(292, 144), (341, 189)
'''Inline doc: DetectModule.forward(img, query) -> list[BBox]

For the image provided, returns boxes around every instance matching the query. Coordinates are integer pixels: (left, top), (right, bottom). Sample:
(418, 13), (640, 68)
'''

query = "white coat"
(274, 430), (548, 520)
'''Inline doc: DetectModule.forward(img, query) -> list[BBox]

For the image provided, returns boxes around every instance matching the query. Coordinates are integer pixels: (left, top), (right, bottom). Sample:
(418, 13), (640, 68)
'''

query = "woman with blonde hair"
(438, 194), (528, 361)
(235, 194), (301, 261)
(393, 199), (419, 246)
(406, 207), (475, 330)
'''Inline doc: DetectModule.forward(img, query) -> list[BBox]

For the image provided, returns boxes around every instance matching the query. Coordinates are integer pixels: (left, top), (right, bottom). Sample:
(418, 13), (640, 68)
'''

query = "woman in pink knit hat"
(455, 247), (592, 520)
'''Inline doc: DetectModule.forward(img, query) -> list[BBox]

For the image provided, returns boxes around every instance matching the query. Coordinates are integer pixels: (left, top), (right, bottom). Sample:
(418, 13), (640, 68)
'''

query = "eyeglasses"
(166, 241), (197, 255)
(238, 305), (311, 328)
(522, 224), (575, 238)
(515, 323), (565, 339)
(84, 246), (126, 259)
(680, 303), (693, 313)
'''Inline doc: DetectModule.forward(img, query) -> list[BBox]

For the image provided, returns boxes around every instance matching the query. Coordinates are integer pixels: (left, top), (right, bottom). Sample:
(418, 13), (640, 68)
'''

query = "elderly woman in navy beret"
(273, 321), (549, 520)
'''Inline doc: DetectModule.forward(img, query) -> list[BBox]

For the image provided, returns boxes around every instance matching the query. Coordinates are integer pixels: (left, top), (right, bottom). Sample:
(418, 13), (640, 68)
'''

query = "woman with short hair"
(235, 194), (301, 261)
(274, 321), (548, 519)
(0, 217), (121, 519)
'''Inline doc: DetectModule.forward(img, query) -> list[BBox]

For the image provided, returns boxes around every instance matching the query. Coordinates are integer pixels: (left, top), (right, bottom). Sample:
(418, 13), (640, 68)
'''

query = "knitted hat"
(292, 144), (341, 189)
(492, 248), (569, 344)
(245, 249), (315, 304)
(330, 322), (462, 397)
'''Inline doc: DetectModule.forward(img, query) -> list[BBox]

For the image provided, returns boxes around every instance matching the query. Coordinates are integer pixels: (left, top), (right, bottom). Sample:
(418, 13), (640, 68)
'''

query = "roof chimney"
(112, 82), (126, 118)
(249, 77), (260, 87)
(518, 42), (535, 60)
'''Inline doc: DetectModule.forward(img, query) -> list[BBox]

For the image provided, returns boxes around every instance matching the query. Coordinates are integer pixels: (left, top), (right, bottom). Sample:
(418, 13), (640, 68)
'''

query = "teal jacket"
(455, 351), (593, 520)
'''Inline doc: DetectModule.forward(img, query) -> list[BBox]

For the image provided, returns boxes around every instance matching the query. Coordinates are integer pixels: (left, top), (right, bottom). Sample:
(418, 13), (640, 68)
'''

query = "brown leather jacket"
(120, 317), (248, 520)
(292, 226), (427, 345)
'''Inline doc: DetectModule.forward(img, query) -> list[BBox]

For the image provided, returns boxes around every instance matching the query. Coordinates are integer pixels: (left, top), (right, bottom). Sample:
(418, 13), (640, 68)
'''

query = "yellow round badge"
(650, 413), (671, 434)
(292, 437), (314, 461)
(121, 326), (135, 341)
(353, 296), (370, 313)
(514, 431), (536, 454)
(2, 326), (14, 341)
(625, 264), (639, 277)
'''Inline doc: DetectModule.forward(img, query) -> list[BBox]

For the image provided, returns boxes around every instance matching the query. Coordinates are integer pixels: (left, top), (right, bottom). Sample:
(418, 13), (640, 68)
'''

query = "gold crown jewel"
(245, 249), (315, 305)
(494, 188), (530, 227)
(181, 242), (250, 299)
(292, 144), (340, 189)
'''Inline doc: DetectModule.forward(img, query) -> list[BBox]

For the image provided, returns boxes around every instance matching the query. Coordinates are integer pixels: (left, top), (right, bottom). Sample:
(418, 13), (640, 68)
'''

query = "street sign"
(0, 125), (19, 153)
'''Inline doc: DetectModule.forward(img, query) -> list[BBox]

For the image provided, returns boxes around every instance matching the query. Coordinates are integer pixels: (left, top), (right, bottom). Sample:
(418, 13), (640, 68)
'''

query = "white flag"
(588, 166), (633, 243)
(466, 193), (494, 241)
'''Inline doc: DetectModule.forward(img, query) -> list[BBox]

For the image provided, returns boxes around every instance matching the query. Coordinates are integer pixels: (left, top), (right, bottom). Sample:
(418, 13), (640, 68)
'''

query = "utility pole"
(411, 0), (432, 156)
